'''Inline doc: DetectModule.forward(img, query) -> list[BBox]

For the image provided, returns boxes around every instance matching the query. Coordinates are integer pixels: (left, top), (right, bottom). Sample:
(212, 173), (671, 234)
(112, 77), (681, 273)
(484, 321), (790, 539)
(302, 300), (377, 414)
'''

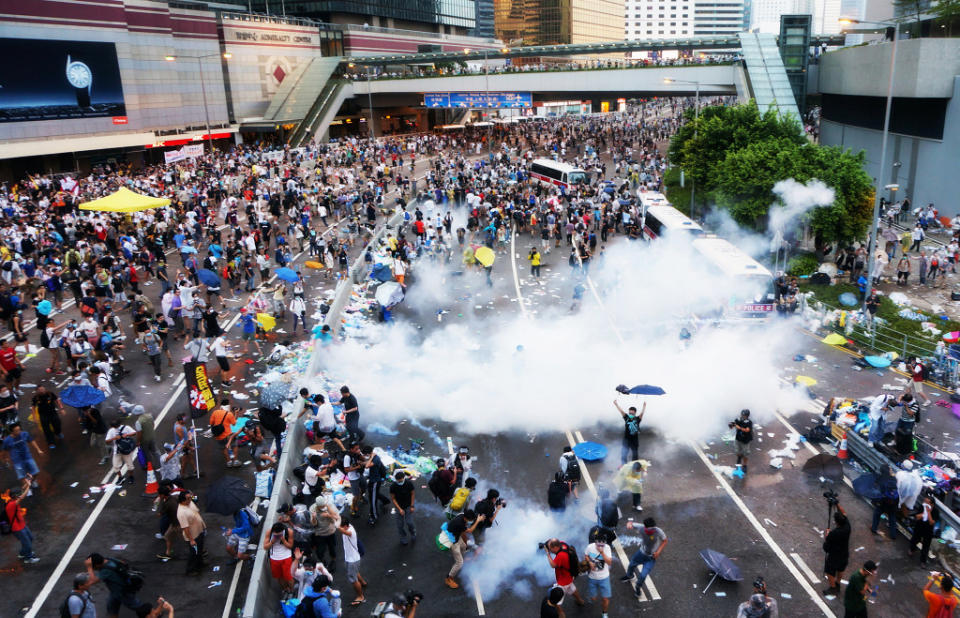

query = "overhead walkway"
(263, 56), (343, 124)
(737, 33), (801, 122)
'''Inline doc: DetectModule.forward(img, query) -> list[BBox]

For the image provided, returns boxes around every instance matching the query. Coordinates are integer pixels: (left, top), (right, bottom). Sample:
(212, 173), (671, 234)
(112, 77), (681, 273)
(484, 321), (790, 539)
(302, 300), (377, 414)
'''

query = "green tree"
(933, 0), (960, 35)
(666, 101), (805, 208)
(713, 140), (874, 252)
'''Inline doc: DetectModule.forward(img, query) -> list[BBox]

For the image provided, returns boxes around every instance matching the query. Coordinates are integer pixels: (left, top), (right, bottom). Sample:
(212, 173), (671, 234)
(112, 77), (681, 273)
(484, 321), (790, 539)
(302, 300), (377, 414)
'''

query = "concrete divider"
(240, 210), (403, 617)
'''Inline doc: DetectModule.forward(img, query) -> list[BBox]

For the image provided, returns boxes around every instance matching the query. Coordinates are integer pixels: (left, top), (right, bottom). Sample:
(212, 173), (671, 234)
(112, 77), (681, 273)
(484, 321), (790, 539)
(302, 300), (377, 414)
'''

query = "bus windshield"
(567, 171), (588, 184)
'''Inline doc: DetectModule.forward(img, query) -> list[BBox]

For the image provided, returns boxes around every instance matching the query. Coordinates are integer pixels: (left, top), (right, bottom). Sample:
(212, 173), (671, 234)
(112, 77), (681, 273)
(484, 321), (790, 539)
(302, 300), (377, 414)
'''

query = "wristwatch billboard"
(65, 55), (92, 108)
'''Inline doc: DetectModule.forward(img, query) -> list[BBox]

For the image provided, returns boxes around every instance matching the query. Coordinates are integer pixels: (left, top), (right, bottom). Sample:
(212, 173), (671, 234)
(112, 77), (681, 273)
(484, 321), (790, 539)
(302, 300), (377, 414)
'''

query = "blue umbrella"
(197, 269), (220, 287)
(863, 355), (891, 368)
(615, 384), (666, 396)
(852, 473), (883, 500)
(36, 300), (52, 316)
(275, 267), (299, 283)
(572, 441), (607, 461)
(60, 385), (106, 409)
(699, 548), (742, 593)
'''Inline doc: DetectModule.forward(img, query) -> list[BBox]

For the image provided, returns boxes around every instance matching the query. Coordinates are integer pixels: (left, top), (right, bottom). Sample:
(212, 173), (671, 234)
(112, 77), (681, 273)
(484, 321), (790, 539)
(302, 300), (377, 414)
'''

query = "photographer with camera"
(378, 591), (421, 618)
(737, 577), (778, 618)
(543, 538), (586, 606)
(729, 409), (753, 474)
(821, 503), (851, 596)
(473, 488), (505, 545)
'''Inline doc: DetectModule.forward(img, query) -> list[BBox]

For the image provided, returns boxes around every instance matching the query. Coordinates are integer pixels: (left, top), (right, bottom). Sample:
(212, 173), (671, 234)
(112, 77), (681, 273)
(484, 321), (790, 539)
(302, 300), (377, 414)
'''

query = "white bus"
(692, 237), (776, 319)
(528, 158), (590, 189)
(641, 204), (704, 240)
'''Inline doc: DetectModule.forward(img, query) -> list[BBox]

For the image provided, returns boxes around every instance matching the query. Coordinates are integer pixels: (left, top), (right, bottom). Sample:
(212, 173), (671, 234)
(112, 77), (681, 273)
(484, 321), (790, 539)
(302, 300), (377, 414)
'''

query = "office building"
(694, 0), (747, 36)
(625, 0), (695, 39)
(475, 0), (496, 38)
(494, 0), (624, 46)
(249, 0), (477, 34)
(750, 0), (841, 33)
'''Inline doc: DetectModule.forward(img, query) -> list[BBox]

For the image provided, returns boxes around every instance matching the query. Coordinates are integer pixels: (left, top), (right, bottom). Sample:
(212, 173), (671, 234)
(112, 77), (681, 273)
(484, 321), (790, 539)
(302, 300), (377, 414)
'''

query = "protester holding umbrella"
(822, 506), (851, 596)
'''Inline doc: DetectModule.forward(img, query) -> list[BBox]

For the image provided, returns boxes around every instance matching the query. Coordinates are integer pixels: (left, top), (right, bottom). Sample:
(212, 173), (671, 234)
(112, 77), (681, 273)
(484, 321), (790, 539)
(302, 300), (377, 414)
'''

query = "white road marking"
(23, 250), (302, 617)
(691, 443), (837, 617)
(790, 552), (822, 586)
(508, 226), (529, 319)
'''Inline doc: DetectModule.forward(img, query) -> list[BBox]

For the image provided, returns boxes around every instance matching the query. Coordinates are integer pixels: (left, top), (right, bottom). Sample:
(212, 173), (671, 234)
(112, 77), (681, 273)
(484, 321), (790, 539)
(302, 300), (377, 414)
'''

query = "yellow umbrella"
(821, 333), (847, 346)
(256, 312), (276, 332)
(795, 375), (818, 387)
(78, 186), (170, 212)
(474, 246), (495, 267)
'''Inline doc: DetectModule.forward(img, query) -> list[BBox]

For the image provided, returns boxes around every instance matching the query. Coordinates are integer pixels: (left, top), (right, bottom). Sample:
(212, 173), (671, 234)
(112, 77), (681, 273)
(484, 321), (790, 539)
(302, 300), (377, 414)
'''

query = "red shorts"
(270, 556), (292, 581)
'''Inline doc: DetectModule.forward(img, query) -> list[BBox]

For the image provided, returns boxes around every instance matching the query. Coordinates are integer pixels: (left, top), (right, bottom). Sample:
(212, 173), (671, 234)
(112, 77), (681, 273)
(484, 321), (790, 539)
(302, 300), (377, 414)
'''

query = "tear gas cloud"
(324, 235), (810, 442)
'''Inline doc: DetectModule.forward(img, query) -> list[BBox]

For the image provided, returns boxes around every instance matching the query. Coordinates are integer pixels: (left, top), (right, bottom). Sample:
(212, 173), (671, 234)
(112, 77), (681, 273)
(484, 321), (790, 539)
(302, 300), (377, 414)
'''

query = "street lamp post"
(664, 77), (701, 219)
(840, 18), (899, 307)
(165, 52), (232, 152)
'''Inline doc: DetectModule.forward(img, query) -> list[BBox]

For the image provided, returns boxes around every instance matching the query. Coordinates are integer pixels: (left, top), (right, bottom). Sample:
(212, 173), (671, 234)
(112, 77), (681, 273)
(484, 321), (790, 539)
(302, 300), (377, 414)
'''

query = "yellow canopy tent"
(79, 187), (170, 213)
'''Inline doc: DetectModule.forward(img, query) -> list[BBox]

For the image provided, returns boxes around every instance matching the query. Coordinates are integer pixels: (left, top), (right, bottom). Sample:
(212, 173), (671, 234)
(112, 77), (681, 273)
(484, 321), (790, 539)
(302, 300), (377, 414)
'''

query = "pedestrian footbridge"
(265, 32), (837, 145)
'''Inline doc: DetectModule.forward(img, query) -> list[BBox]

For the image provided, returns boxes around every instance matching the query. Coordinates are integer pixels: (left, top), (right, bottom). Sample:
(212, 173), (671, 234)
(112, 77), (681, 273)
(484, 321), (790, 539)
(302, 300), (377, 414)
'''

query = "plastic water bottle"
(329, 589), (342, 616)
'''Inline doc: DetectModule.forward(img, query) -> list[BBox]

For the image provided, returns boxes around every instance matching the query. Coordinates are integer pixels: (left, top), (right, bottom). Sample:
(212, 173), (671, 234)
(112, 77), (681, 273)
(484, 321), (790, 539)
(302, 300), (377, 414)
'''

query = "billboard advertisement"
(424, 92), (532, 108)
(0, 38), (126, 123)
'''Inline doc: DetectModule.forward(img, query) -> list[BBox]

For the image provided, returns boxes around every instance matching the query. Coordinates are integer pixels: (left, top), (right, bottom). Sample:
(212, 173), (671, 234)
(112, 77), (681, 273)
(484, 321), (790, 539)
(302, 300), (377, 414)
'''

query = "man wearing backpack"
(544, 538), (585, 606)
(84, 553), (152, 618)
(63, 572), (95, 617)
(614, 400), (644, 464)
(294, 574), (337, 618)
(105, 419), (138, 486)
(559, 446), (581, 501)
(427, 458), (456, 507)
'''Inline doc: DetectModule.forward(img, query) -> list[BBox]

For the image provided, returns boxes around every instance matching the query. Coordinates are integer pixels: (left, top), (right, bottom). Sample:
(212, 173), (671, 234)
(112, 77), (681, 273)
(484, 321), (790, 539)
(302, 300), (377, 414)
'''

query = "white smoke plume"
(768, 179), (835, 252)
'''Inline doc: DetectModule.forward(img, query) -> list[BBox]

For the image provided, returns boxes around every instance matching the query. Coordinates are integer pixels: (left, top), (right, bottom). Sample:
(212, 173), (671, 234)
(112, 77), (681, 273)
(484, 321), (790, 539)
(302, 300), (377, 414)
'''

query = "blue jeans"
(627, 551), (655, 585)
(12, 457), (39, 480)
(292, 313), (307, 333)
(868, 417), (888, 443)
(14, 526), (34, 557)
(394, 508), (416, 542)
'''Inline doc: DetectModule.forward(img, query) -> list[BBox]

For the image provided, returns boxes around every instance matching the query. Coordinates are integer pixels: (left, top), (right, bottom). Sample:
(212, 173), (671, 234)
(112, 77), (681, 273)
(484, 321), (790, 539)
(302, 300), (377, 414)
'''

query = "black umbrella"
(802, 453), (844, 482)
(699, 548), (742, 593)
(205, 477), (254, 516)
(259, 381), (294, 410)
(852, 473), (883, 500)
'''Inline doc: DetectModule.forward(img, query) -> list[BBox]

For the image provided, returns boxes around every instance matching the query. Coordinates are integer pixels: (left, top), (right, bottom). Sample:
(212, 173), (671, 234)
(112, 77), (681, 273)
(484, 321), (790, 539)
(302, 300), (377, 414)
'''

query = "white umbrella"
(375, 281), (404, 308)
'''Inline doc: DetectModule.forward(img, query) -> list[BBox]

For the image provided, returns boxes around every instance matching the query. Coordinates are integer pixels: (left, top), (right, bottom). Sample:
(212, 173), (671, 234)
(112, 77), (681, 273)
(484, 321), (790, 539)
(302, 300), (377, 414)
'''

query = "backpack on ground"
(547, 480), (568, 509)
(448, 487), (471, 513)
(562, 454), (581, 482)
(59, 592), (87, 618)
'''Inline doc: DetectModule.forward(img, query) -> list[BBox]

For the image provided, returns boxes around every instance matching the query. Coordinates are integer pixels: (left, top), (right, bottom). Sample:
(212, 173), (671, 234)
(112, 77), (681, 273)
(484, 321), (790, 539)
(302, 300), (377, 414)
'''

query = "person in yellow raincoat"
(614, 460), (650, 512)
(462, 247), (476, 267)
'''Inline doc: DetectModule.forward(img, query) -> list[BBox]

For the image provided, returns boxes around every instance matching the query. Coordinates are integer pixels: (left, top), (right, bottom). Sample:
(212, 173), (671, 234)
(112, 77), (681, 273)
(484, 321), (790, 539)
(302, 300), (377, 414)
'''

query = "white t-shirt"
(343, 453), (362, 482)
(313, 403), (336, 433)
(106, 425), (136, 455)
(341, 524), (361, 563)
(211, 336), (228, 358)
(585, 542), (611, 580)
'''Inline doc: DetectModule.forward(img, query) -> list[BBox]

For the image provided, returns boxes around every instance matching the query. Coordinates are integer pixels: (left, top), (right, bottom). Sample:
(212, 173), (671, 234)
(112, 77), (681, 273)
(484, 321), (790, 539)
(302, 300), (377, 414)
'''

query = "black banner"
(0, 38), (126, 123)
(184, 361), (215, 419)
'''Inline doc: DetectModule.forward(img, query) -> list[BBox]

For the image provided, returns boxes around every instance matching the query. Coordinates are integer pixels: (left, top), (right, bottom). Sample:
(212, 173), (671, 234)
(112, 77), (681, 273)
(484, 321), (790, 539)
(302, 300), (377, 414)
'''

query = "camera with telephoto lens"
(538, 541), (547, 549)
(823, 490), (839, 507)
(495, 497), (507, 508)
(404, 590), (423, 605)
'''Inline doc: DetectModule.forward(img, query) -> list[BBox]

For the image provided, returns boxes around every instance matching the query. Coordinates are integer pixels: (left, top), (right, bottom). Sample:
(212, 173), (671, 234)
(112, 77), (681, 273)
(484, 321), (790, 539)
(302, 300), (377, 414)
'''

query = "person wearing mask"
(339, 385), (364, 442)
(585, 535), (613, 618)
(338, 517), (368, 607)
(822, 507), (851, 596)
(730, 409), (753, 473)
(923, 573), (958, 617)
(362, 444), (391, 525)
(445, 509), (484, 589)
(263, 521), (295, 594)
(389, 470), (417, 545)
(621, 518), (667, 597)
(472, 489), (504, 545)
(614, 399), (643, 464)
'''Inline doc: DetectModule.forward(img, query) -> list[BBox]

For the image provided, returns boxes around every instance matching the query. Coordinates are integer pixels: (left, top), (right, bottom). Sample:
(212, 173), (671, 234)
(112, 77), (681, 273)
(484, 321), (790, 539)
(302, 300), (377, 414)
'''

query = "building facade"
(494, 0), (624, 46)
(693, 0), (747, 36)
(817, 38), (960, 215)
(474, 0), (497, 38)
(250, 0), (476, 33)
